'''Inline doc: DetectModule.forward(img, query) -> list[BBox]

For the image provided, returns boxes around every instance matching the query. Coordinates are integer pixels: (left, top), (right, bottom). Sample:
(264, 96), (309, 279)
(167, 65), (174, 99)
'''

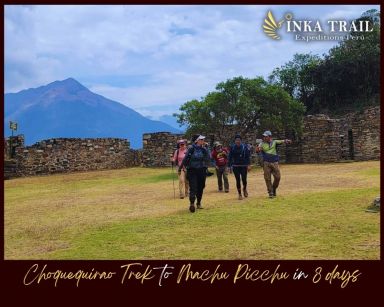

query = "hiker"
(178, 135), (211, 213)
(211, 141), (229, 193)
(228, 135), (251, 200)
(256, 130), (292, 198)
(172, 139), (189, 199)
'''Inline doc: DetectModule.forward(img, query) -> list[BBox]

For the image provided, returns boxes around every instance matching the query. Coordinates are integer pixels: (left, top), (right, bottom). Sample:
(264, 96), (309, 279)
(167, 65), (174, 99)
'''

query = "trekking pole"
(171, 161), (176, 200)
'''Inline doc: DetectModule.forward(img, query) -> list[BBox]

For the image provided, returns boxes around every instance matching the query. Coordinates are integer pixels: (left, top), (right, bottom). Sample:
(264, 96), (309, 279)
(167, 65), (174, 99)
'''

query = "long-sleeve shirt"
(258, 140), (284, 162)
(173, 147), (187, 167)
(211, 148), (229, 167)
(179, 144), (211, 170)
(228, 144), (250, 167)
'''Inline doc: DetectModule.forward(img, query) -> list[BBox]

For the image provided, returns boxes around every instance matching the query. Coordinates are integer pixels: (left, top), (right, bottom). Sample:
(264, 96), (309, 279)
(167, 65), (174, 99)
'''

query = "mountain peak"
(5, 78), (181, 148)
(46, 77), (88, 92)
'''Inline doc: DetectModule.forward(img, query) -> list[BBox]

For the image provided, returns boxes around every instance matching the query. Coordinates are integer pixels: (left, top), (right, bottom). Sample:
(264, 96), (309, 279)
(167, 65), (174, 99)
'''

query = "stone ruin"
(3, 106), (380, 178)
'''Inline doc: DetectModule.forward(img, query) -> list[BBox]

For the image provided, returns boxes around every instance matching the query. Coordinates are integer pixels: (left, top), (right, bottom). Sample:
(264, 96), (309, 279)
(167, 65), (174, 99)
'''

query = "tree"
(174, 76), (305, 142)
(269, 9), (380, 114)
(269, 53), (321, 113)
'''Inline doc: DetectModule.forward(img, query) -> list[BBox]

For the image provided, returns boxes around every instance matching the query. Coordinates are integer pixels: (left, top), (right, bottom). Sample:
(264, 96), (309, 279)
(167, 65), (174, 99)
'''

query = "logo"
(262, 11), (289, 40)
(262, 10), (373, 42)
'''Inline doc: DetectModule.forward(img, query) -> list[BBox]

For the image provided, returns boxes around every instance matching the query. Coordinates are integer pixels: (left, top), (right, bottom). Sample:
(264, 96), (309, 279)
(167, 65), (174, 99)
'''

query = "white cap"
(262, 130), (272, 137)
(195, 135), (206, 142)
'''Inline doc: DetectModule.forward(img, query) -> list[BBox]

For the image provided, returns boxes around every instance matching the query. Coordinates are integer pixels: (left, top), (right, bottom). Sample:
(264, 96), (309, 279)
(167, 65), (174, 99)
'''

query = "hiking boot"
(180, 196), (184, 199)
(243, 189), (248, 198)
(238, 194), (243, 200)
(189, 203), (195, 213)
(197, 203), (204, 209)
(225, 190), (229, 193)
(269, 193), (275, 199)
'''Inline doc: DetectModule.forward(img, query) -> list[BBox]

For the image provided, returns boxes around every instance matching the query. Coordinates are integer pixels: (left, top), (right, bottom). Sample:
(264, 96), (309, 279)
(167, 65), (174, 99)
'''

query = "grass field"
(4, 161), (380, 260)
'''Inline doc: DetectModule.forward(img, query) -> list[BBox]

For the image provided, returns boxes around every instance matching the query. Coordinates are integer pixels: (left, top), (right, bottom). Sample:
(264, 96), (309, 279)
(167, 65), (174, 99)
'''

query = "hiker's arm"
(204, 149), (211, 167)
(179, 149), (189, 171)
(256, 142), (263, 153)
(227, 148), (232, 167)
(172, 150), (177, 163)
(211, 150), (216, 160)
(245, 148), (251, 165)
(275, 139), (292, 145)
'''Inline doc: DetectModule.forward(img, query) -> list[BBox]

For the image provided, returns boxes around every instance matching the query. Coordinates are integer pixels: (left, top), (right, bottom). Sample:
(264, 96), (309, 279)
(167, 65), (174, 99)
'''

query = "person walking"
(228, 135), (251, 200)
(211, 142), (229, 193)
(172, 139), (189, 199)
(256, 130), (292, 198)
(178, 135), (211, 213)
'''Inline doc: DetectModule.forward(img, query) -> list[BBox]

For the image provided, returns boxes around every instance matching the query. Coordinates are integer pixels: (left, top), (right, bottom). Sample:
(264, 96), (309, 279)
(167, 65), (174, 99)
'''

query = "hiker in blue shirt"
(228, 134), (251, 200)
(179, 135), (211, 213)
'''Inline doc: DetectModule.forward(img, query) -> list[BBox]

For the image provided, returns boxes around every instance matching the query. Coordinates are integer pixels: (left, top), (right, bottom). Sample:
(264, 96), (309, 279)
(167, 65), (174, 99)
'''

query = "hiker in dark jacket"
(228, 134), (251, 200)
(178, 135), (211, 213)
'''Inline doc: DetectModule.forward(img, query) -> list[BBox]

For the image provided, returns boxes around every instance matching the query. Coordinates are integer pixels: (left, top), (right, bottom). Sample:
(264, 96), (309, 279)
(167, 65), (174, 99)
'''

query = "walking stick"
(171, 161), (176, 200)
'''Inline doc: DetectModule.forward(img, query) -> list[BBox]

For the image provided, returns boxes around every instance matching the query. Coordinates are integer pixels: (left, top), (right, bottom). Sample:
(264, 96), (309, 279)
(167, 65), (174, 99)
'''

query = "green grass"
(4, 161), (380, 260)
(48, 188), (380, 260)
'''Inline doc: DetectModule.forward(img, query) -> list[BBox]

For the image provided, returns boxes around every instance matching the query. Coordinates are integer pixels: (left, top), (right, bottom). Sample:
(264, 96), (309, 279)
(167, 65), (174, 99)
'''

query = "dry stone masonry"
(287, 106), (380, 163)
(142, 132), (184, 167)
(3, 106), (380, 178)
(6, 137), (141, 177)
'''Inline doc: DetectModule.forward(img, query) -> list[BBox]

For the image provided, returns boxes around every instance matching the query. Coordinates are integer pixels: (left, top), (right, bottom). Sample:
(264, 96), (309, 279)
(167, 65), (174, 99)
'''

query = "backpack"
(184, 145), (209, 168)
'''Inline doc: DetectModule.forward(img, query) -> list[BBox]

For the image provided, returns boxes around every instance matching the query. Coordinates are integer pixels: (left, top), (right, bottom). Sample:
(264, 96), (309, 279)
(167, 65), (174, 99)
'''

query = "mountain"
(4, 78), (180, 148)
(158, 114), (187, 132)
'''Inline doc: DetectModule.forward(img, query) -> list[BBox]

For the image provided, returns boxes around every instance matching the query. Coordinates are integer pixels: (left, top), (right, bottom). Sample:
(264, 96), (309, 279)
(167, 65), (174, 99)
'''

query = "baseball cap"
(195, 135), (206, 142)
(262, 130), (272, 137)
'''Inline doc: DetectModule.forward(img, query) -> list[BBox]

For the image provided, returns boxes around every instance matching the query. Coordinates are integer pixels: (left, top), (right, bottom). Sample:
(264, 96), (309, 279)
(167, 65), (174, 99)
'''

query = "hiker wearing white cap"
(256, 130), (292, 198)
(178, 134), (211, 213)
(172, 139), (189, 199)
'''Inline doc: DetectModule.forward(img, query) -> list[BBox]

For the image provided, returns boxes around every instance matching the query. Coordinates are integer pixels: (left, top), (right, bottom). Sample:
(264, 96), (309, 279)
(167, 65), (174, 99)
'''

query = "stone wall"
(141, 106), (380, 166)
(297, 115), (343, 163)
(3, 107), (380, 177)
(12, 138), (142, 177)
(350, 107), (380, 161)
(142, 132), (184, 167)
(140, 129), (288, 167)
(287, 106), (380, 163)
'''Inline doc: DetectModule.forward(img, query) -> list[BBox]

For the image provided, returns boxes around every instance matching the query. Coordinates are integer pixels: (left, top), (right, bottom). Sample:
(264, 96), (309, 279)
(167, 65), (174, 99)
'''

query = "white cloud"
(5, 4), (380, 117)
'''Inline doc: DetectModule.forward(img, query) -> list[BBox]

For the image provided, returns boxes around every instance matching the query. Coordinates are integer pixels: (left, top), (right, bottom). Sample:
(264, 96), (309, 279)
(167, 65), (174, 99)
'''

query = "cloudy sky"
(5, 5), (379, 119)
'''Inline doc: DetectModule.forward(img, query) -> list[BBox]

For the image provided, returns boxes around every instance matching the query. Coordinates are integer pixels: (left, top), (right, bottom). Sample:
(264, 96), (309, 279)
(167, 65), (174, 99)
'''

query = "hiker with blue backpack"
(178, 135), (211, 213)
(228, 134), (251, 200)
(256, 130), (292, 198)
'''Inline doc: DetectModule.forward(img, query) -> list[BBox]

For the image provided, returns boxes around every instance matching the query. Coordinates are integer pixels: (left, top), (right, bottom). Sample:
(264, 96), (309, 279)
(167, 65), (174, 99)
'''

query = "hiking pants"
(232, 166), (247, 194)
(216, 166), (229, 191)
(187, 168), (207, 205)
(263, 161), (281, 193)
(178, 169), (189, 197)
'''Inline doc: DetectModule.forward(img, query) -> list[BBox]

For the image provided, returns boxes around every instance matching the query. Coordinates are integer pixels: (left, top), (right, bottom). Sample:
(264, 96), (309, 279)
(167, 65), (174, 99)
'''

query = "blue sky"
(5, 5), (379, 119)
